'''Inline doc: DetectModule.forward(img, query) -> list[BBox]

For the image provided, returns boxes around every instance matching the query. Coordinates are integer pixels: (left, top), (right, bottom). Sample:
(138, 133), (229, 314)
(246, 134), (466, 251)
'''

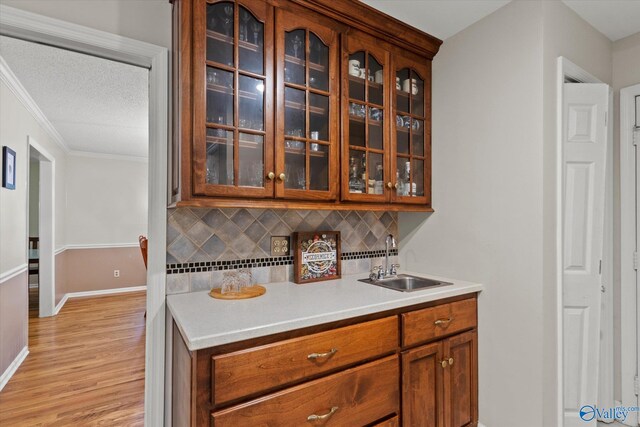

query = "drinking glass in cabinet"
(207, 2), (234, 66)
(238, 7), (264, 75)
(206, 129), (234, 185)
(396, 158), (412, 197)
(348, 154), (366, 194)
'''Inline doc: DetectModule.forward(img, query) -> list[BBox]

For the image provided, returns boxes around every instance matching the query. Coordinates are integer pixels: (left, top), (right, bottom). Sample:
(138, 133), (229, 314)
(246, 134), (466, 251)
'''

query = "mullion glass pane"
(348, 51), (365, 101)
(285, 87), (306, 137)
(238, 7), (264, 75)
(309, 93), (329, 141)
(309, 33), (329, 91)
(284, 143), (306, 190)
(368, 54), (383, 106)
(395, 157), (411, 197)
(348, 150), (366, 194)
(309, 144), (329, 191)
(411, 119), (424, 156)
(285, 29), (305, 85)
(206, 129), (234, 185)
(206, 67), (234, 126)
(412, 159), (424, 197)
(238, 133), (264, 187)
(368, 152), (384, 195)
(396, 114), (410, 154)
(411, 70), (425, 117)
(238, 75), (264, 131)
(207, 2), (234, 66)
(369, 107), (383, 150)
(349, 103), (366, 147)
(396, 68), (410, 113)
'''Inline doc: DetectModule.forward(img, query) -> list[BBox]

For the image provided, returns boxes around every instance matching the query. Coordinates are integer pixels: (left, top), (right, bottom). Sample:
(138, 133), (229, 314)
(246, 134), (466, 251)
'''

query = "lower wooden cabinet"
(172, 294), (478, 427)
(402, 330), (477, 427)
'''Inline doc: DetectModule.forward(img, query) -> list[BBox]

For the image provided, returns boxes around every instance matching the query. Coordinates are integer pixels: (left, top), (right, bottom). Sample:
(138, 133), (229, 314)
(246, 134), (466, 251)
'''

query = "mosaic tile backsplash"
(166, 208), (399, 294)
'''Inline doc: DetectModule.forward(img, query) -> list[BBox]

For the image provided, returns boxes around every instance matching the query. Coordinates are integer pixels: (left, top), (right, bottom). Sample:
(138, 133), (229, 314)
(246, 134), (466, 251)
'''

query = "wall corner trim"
(0, 55), (69, 153)
(0, 346), (28, 392)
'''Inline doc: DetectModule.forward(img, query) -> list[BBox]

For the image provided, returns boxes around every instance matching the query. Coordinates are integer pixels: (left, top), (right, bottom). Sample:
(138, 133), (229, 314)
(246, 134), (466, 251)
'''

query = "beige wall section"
(0, 81), (67, 273)
(0, 272), (28, 378)
(612, 30), (640, 402)
(57, 247), (146, 295)
(540, 2), (612, 424)
(65, 155), (148, 246)
(28, 158), (39, 237)
(399, 2), (545, 426)
(0, 0), (171, 49)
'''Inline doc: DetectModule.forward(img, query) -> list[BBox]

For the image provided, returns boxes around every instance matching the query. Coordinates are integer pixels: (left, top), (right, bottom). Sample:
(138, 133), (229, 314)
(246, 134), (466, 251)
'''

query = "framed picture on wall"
(293, 231), (341, 284)
(2, 146), (16, 190)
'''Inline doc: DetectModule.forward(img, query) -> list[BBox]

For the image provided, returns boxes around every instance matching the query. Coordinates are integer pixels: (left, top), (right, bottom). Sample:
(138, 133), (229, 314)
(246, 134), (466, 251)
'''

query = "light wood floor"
(0, 291), (146, 426)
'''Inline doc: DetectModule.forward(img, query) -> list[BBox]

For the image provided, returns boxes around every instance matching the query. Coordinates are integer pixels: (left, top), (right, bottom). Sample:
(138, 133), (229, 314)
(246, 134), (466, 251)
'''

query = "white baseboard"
(54, 285), (146, 314)
(0, 346), (28, 392)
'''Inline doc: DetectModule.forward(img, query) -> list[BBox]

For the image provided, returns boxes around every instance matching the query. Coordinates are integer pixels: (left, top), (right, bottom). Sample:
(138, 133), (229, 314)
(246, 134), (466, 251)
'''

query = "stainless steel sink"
(359, 274), (452, 292)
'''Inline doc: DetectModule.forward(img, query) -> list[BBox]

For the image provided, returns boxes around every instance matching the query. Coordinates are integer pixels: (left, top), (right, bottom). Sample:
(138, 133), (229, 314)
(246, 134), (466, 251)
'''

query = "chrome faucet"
(384, 234), (397, 277)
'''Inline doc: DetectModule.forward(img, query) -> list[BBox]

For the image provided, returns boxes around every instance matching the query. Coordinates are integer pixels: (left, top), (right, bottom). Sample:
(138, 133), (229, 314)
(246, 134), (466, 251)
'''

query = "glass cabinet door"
(342, 34), (390, 202)
(275, 9), (339, 200)
(193, 0), (274, 198)
(392, 57), (431, 205)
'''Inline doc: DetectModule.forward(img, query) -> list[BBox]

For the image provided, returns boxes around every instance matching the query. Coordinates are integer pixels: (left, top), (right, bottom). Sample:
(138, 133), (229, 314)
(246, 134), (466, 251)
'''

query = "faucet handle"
(376, 265), (385, 280)
(390, 263), (400, 275)
(369, 265), (381, 281)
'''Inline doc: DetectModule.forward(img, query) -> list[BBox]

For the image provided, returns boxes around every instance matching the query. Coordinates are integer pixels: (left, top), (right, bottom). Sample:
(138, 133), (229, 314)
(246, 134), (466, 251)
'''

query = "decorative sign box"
(293, 231), (341, 284)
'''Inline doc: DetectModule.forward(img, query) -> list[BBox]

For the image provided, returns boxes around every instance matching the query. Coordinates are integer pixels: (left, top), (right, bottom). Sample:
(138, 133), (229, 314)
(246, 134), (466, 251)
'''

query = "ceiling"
(0, 36), (148, 159)
(362, 0), (640, 42)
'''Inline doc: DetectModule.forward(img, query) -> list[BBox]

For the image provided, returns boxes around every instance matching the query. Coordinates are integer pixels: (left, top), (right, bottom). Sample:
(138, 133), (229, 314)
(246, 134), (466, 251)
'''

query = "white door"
(635, 95), (640, 426)
(563, 83), (609, 427)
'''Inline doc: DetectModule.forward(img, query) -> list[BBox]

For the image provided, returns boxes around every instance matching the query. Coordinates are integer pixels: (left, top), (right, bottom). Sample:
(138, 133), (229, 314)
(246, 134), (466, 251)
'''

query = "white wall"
(400, 1), (616, 425)
(399, 2), (545, 425)
(0, 0), (171, 49)
(0, 80), (67, 273)
(65, 154), (148, 246)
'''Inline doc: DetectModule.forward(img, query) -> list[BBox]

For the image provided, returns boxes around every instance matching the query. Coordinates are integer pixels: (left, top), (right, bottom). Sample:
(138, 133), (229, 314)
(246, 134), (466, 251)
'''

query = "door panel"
(401, 342), (443, 427)
(562, 83), (609, 427)
(444, 331), (477, 427)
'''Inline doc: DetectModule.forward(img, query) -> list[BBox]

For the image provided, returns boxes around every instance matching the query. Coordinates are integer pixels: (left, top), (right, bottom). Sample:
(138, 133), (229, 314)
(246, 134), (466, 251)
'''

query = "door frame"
(0, 5), (168, 426)
(27, 137), (55, 318)
(620, 83), (640, 426)
(556, 57), (608, 426)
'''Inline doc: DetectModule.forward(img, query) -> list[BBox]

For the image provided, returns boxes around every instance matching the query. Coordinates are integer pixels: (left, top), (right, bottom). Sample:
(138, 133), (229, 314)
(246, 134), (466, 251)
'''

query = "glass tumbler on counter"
(221, 271), (240, 294)
(238, 269), (252, 291)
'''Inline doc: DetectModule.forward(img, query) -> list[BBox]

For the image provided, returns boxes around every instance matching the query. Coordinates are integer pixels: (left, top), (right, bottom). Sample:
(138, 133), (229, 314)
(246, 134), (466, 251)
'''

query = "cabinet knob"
(267, 172), (275, 180)
(441, 360), (448, 368)
(449, 357), (454, 366)
(386, 182), (393, 189)
(394, 182), (398, 189)
(278, 173), (286, 181)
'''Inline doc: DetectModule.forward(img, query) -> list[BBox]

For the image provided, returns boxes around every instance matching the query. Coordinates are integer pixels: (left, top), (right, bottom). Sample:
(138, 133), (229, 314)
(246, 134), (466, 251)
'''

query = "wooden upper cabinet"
(274, 8), (340, 201)
(172, 0), (441, 210)
(193, 0), (275, 198)
(341, 32), (391, 203)
(391, 54), (431, 205)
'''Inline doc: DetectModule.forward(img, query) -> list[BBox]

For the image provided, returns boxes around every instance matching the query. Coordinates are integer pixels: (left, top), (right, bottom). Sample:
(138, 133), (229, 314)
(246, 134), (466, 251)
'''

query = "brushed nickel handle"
(307, 406), (338, 422)
(441, 360), (448, 368)
(434, 317), (454, 326)
(307, 348), (337, 360)
(267, 171), (275, 180)
(386, 182), (393, 189)
(278, 173), (286, 181)
(448, 357), (454, 366)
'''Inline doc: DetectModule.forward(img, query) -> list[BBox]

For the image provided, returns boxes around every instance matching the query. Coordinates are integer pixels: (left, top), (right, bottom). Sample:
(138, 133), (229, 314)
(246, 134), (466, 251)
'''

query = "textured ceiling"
(562, 0), (640, 41)
(0, 36), (148, 158)
(361, 0), (511, 40)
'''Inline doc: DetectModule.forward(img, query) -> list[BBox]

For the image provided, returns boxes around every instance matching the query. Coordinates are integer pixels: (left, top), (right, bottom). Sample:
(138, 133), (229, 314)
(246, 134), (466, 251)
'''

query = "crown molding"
(68, 150), (148, 163)
(0, 55), (70, 153)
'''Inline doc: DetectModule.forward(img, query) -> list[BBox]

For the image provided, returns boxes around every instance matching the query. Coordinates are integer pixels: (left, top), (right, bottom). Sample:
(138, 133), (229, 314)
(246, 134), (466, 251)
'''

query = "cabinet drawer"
(402, 298), (476, 347)
(212, 316), (398, 404)
(211, 355), (399, 426)
(373, 415), (399, 426)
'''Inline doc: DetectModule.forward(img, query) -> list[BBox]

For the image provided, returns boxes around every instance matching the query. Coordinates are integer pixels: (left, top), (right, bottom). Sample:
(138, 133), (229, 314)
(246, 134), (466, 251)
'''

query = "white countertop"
(167, 272), (483, 351)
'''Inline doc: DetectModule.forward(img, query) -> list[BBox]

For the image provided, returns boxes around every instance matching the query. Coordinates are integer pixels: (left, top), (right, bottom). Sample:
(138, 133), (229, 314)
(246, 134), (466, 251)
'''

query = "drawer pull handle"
(434, 317), (454, 326)
(307, 406), (339, 422)
(307, 348), (338, 360)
